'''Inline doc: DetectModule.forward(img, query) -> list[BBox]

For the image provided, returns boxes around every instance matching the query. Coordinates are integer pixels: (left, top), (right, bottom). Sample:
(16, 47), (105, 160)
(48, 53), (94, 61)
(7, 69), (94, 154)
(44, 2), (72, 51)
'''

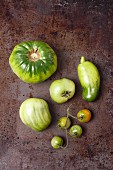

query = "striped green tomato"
(9, 41), (57, 83)
(19, 98), (52, 132)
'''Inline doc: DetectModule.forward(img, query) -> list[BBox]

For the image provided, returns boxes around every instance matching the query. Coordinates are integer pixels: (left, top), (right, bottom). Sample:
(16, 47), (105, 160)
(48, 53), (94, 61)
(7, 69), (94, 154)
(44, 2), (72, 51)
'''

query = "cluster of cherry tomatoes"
(51, 105), (92, 149)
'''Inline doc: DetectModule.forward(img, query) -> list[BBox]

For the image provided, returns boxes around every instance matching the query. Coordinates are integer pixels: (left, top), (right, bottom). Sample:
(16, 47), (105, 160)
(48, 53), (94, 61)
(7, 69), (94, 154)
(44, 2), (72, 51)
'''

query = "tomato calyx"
(78, 114), (84, 120)
(70, 131), (78, 137)
(61, 91), (71, 97)
(29, 49), (40, 62)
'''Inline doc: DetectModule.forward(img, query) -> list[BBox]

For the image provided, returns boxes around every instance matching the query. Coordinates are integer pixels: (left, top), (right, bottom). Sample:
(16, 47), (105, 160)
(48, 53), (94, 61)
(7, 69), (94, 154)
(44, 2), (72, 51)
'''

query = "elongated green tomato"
(77, 109), (92, 123)
(51, 136), (63, 149)
(9, 41), (57, 83)
(57, 117), (71, 129)
(19, 98), (52, 131)
(77, 56), (100, 102)
(69, 125), (83, 138)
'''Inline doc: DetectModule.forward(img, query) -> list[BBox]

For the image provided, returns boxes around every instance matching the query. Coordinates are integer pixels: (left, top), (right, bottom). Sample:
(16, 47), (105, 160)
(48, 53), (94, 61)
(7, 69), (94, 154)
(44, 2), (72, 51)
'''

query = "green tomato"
(9, 41), (57, 83)
(57, 117), (71, 129)
(69, 125), (83, 138)
(49, 78), (75, 104)
(51, 136), (63, 149)
(77, 109), (92, 123)
(77, 56), (100, 102)
(19, 98), (52, 131)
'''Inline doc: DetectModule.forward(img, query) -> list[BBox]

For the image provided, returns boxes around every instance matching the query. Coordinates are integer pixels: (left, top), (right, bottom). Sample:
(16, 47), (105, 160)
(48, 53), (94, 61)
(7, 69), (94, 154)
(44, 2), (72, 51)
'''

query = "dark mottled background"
(0, 0), (113, 170)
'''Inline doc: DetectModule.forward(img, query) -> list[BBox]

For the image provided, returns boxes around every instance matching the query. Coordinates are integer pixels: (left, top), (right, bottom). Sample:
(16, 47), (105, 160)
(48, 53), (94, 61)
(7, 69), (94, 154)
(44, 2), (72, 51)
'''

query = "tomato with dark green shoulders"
(9, 41), (57, 83)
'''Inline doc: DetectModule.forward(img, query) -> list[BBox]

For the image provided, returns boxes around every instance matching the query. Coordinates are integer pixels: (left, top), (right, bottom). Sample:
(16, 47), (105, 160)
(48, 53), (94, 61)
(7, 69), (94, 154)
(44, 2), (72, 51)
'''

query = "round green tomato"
(49, 78), (75, 104)
(19, 98), (52, 132)
(77, 109), (92, 123)
(51, 136), (63, 149)
(9, 41), (57, 83)
(57, 117), (71, 129)
(69, 125), (83, 138)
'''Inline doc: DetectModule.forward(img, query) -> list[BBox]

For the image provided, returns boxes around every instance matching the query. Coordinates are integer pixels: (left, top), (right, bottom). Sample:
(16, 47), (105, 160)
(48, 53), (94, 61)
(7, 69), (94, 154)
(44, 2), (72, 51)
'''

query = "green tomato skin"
(19, 98), (52, 132)
(77, 56), (100, 102)
(9, 41), (57, 83)
(70, 125), (83, 138)
(51, 136), (63, 149)
(49, 78), (75, 104)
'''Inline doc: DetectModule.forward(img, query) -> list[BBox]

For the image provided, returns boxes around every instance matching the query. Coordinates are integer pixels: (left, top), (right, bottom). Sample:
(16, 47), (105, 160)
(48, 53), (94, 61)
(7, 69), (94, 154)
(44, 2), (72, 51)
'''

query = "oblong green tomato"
(9, 41), (57, 83)
(77, 56), (100, 102)
(51, 136), (63, 149)
(19, 98), (52, 132)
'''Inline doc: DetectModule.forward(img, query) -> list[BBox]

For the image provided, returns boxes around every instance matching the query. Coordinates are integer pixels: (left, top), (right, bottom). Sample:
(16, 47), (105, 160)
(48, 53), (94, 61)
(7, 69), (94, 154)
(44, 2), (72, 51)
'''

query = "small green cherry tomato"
(69, 125), (83, 138)
(51, 136), (63, 149)
(57, 117), (71, 129)
(77, 109), (92, 123)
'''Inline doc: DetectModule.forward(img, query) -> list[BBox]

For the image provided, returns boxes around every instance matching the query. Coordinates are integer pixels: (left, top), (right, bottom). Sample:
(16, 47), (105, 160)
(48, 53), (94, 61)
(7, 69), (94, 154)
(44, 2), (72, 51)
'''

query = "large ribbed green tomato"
(9, 41), (57, 83)
(19, 98), (52, 131)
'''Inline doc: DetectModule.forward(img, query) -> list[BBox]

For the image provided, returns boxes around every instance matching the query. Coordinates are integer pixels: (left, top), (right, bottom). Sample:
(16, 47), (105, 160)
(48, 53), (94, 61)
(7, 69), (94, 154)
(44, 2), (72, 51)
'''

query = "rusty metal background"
(0, 0), (113, 170)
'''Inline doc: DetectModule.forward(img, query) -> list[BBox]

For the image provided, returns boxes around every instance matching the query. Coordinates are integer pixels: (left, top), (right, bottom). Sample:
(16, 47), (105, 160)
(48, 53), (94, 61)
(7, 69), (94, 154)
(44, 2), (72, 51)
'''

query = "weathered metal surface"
(0, 0), (113, 170)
